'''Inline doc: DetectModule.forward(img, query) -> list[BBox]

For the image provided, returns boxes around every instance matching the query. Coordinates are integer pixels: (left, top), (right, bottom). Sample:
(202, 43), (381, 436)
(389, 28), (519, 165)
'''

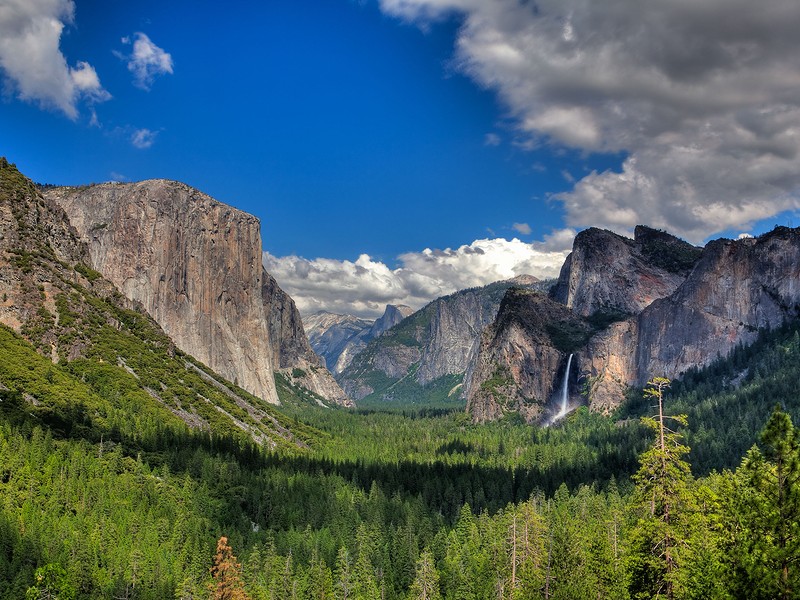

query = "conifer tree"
(408, 548), (441, 600)
(628, 377), (695, 600)
(731, 406), (800, 600)
(210, 537), (251, 600)
(334, 547), (353, 600)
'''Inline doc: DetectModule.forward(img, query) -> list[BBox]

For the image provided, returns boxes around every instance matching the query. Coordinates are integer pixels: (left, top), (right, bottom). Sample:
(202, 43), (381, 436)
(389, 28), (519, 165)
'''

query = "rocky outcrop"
(370, 304), (413, 337)
(338, 277), (547, 403)
(468, 225), (800, 421)
(0, 159), (314, 446)
(304, 304), (413, 375)
(46, 179), (348, 406)
(0, 159), (92, 339)
(262, 271), (352, 406)
(551, 226), (700, 318)
(465, 289), (590, 423)
(581, 227), (800, 410)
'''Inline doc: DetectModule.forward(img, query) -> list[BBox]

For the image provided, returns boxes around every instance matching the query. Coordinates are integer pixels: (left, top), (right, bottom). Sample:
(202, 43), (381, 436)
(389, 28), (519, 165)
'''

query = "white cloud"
(131, 128), (157, 149)
(119, 32), (173, 90)
(512, 222), (531, 235)
(379, 0), (800, 243)
(0, 0), (109, 119)
(264, 233), (572, 318)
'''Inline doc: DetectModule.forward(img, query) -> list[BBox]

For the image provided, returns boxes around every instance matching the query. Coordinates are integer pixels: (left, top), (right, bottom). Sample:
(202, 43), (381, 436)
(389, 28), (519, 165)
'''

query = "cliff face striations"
(467, 225), (800, 421)
(465, 289), (590, 423)
(0, 159), (313, 446)
(582, 227), (800, 411)
(46, 180), (348, 406)
(550, 225), (701, 318)
(338, 277), (546, 403)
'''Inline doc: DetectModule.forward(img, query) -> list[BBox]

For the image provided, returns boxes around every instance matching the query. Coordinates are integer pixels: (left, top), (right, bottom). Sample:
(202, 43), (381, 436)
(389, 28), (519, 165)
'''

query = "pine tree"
(730, 406), (800, 600)
(334, 547), (353, 600)
(628, 377), (695, 600)
(408, 548), (441, 600)
(210, 536), (251, 600)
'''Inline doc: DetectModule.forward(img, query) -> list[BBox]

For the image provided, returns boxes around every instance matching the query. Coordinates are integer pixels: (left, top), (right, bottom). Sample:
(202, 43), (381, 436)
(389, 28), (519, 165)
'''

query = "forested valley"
(2, 314), (800, 599)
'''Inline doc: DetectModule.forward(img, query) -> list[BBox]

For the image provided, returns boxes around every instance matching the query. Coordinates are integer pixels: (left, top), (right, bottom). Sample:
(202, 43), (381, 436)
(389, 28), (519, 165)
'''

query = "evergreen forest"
(2, 314), (800, 599)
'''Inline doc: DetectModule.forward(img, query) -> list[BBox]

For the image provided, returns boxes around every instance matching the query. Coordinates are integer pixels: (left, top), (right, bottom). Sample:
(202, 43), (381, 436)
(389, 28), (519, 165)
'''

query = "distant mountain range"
(333, 275), (552, 405)
(7, 156), (800, 429)
(304, 304), (414, 374)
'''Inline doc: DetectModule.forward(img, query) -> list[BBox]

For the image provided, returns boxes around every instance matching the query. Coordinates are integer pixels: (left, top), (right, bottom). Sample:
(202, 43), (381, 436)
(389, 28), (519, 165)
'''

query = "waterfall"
(558, 353), (573, 418)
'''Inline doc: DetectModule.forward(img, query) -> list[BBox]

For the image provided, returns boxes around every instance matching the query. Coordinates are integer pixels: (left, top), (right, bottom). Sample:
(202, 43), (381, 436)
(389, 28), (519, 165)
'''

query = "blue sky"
(3, 0), (800, 316)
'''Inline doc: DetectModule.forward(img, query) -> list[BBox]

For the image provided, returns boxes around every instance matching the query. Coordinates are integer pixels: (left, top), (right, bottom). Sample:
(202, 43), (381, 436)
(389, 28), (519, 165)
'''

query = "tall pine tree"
(628, 377), (695, 600)
(730, 406), (800, 600)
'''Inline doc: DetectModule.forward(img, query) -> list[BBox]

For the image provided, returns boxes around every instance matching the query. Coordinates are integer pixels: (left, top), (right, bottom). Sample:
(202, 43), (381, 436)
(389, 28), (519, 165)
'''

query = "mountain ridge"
(337, 276), (550, 405)
(465, 224), (800, 422)
(0, 158), (316, 447)
(44, 179), (350, 408)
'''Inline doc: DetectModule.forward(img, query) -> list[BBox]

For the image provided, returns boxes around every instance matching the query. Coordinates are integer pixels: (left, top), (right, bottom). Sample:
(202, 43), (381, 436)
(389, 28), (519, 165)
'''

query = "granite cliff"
(46, 179), (349, 407)
(466, 225), (800, 422)
(550, 226), (700, 318)
(338, 276), (547, 404)
(0, 159), (312, 446)
(464, 289), (590, 423)
(580, 227), (800, 413)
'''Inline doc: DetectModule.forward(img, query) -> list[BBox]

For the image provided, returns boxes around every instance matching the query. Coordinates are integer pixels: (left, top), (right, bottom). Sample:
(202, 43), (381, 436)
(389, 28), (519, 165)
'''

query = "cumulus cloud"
(119, 32), (173, 90)
(131, 128), (157, 149)
(379, 0), (800, 242)
(264, 233), (573, 318)
(512, 222), (532, 235)
(0, 0), (109, 118)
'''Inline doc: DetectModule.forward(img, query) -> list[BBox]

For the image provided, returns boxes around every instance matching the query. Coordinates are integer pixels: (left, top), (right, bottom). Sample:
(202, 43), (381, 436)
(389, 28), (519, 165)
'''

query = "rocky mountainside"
(465, 289), (591, 423)
(304, 304), (413, 374)
(338, 276), (548, 404)
(550, 225), (701, 318)
(45, 179), (350, 407)
(581, 226), (800, 412)
(0, 158), (314, 447)
(466, 225), (800, 422)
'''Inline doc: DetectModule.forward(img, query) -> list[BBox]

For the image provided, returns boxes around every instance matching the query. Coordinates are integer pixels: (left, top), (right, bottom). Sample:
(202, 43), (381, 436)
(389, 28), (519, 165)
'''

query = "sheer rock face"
(582, 228), (800, 410)
(338, 278), (545, 403)
(551, 226), (700, 318)
(47, 180), (348, 406)
(370, 304), (414, 337)
(415, 289), (504, 386)
(468, 226), (800, 421)
(261, 271), (352, 406)
(465, 289), (589, 423)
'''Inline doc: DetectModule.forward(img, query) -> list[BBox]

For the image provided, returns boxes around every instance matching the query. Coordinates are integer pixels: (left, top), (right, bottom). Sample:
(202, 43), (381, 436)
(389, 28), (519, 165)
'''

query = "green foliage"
(25, 563), (76, 600)
(619, 319), (800, 476)
(545, 318), (593, 353)
(725, 407), (800, 600)
(587, 306), (632, 331)
(3, 157), (800, 597)
(73, 263), (101, 282)
(639, 233), (702, 275)
(479, 365), (512, 395)
(356, 373), (465, 409)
